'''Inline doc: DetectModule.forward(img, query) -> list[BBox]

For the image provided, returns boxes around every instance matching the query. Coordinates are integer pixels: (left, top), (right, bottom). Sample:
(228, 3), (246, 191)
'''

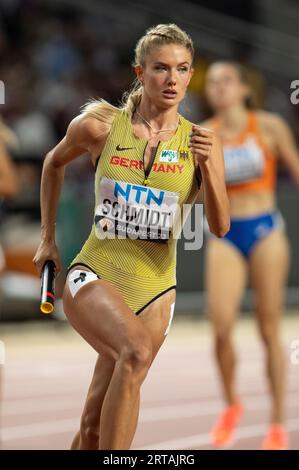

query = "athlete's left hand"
(188, 125), (214, 165)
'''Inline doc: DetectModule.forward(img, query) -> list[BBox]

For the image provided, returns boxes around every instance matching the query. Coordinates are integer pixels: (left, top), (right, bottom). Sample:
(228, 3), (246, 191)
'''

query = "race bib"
(224, 136), (265, 185)
(94, 177), (180, 242)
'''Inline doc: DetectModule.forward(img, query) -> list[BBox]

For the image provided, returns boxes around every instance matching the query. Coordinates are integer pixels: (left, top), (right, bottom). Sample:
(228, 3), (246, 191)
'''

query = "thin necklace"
(136, 110), (180, 134)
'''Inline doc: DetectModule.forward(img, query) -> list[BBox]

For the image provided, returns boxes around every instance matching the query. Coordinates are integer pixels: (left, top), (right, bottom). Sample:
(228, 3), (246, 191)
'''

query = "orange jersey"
(210, 112), (277, 194)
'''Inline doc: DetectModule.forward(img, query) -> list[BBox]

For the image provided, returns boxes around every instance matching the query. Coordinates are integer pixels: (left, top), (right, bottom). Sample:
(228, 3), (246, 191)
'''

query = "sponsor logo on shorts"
(68, 270), (98, 298)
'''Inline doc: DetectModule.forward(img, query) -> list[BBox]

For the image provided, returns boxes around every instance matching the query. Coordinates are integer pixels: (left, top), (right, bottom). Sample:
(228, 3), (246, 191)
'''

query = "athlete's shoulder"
(255, 110), (288, 134)
(68, 114), (111, 144)
(180, 115), (215, 134)
(178, 113), (192, 129)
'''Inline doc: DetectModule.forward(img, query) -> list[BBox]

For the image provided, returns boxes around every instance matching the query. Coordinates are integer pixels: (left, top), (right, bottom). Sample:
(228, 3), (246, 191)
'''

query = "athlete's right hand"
(33, 240), (62, 277)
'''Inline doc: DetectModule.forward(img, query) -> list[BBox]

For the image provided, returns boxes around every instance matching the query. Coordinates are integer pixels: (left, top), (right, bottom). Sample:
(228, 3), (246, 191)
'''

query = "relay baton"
(40, 260), (56, 314)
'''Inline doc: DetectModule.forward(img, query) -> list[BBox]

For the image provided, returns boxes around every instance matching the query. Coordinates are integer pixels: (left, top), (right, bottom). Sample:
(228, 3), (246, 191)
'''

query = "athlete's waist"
(229, 209), (281, 223)
(204, 209), (284, 237)
(228, 190), (276, 218)
(70, 249), (177, 281)
(76, 229), (177, 278)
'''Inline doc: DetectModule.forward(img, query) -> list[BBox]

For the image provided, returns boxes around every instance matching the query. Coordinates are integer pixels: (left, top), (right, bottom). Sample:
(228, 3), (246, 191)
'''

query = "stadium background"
(0, 0), (298, 451)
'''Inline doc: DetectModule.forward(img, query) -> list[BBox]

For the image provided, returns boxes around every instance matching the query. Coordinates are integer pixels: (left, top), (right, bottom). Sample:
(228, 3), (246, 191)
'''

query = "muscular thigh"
(79, 288), (176, 429)
(205, 238), (248, 333)
(138, 288), (176, 361)
(62, 265), (151, 360)
(87, 287), (176, 377)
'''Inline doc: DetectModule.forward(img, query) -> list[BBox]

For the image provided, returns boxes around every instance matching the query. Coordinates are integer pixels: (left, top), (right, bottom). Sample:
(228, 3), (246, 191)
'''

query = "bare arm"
(33, 115), (110, 275)
(269, 114), (299, 188)
(190, 125), (230, 237)
(0, 141), (19, 198)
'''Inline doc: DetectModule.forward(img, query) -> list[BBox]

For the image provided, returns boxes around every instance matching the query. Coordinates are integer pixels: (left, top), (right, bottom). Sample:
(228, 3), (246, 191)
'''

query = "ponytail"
(81, 80), (143, 122)
(121, 79), (143, 117)
(81, 23), (193, 123)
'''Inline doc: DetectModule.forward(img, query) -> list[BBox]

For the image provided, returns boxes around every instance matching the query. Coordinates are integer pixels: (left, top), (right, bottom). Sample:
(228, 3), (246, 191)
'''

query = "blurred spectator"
(13, 107), (56, 158)
(0, 115), (19, 282)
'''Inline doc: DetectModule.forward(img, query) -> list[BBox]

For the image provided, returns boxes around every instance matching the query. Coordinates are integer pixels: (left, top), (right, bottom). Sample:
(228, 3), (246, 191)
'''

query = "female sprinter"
(33, 24), (229, 450)
(202, 61), (299, 450)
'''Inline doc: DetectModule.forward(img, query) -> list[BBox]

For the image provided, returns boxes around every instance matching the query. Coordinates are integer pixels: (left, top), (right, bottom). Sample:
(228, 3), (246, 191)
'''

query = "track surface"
(1, 314), (298, 450)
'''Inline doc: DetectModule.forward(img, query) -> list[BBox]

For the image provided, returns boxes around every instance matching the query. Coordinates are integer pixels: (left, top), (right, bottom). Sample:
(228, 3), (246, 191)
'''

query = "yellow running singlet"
(67, 110), (200, 314)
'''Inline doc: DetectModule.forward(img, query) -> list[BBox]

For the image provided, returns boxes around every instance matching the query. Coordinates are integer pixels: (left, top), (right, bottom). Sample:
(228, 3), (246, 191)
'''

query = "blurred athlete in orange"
(202, 61), (299, 450)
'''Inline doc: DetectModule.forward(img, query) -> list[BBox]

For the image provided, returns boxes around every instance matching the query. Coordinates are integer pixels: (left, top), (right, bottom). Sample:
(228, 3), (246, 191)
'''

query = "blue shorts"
(207, 211), (284, 259)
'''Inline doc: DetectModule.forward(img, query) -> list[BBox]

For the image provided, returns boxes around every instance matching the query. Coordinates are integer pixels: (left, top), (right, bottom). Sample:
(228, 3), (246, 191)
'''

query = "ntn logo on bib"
(97, 177), (179, 207)
(114, 181), (166, 206)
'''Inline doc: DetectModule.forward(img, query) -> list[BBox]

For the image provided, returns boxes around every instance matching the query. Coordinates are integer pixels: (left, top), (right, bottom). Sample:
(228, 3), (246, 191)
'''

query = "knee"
(214, 322), (234, 345)
(120, 336), (152, 377)
(256, 307), (280, 346)
(258, 323), (279, 346)
(80, 414), (99, 449)
(209, 308), (235, 343)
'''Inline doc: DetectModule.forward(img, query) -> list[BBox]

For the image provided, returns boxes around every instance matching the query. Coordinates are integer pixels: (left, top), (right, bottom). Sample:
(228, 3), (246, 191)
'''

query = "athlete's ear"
(187, 67), (194, 86)
(134, 65), (144, 85)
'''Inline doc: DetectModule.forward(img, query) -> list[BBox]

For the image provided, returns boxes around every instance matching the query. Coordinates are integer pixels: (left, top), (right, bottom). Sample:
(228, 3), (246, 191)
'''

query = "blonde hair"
(82, 23), (194, 124)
